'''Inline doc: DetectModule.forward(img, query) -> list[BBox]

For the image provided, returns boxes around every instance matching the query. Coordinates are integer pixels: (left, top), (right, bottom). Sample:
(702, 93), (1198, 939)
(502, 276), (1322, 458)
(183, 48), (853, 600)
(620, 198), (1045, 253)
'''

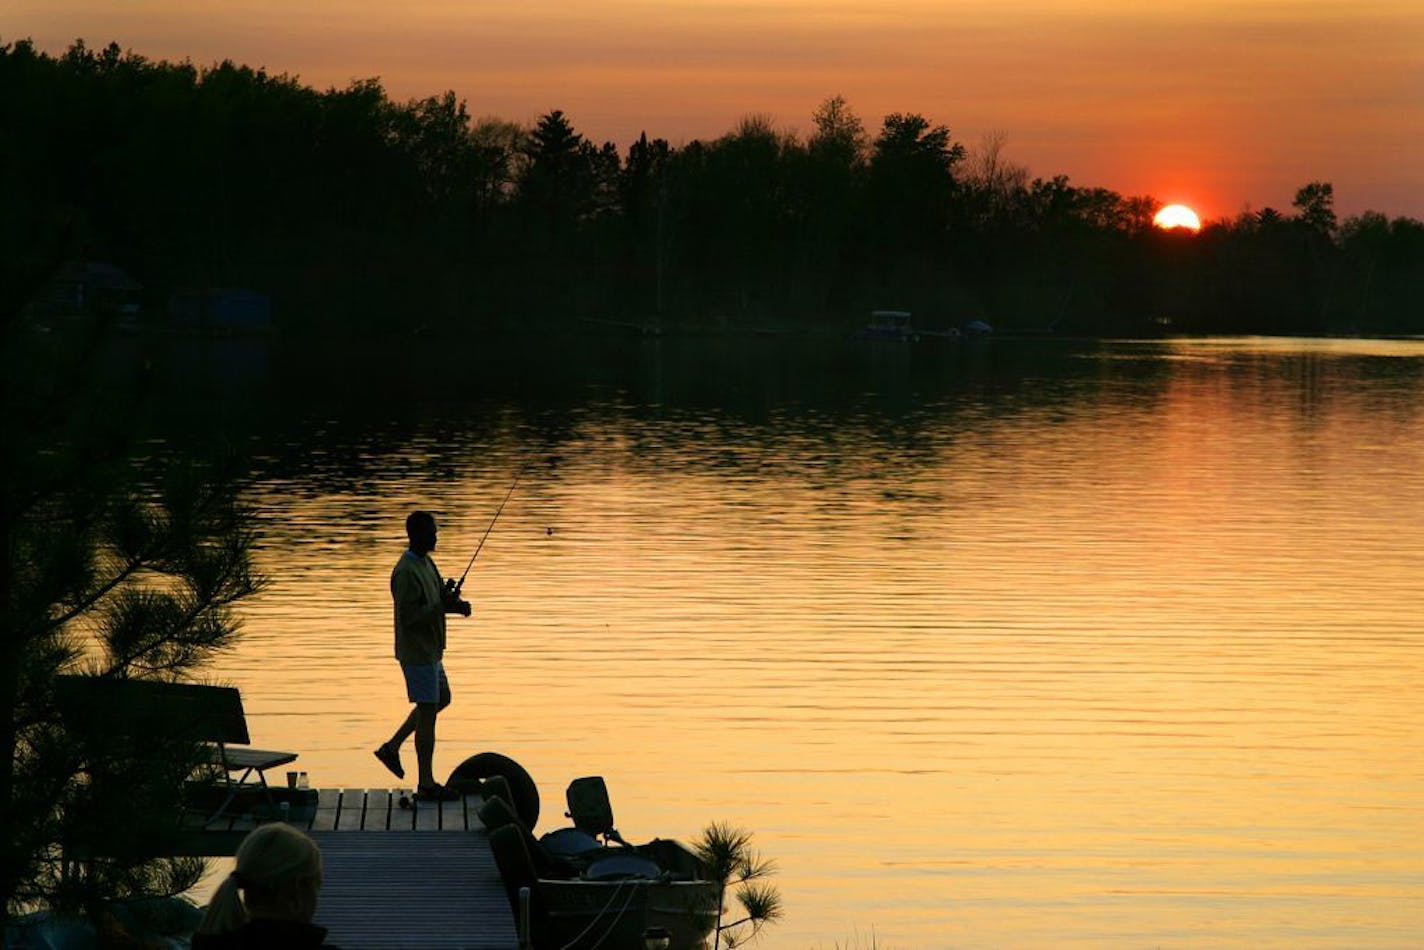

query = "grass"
(816, 929), (894, 950)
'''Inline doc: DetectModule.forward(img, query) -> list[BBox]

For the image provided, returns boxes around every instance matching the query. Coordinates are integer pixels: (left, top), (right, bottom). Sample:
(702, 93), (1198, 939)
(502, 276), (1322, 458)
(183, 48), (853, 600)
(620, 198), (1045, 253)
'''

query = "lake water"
(186, 335), (1423, 948)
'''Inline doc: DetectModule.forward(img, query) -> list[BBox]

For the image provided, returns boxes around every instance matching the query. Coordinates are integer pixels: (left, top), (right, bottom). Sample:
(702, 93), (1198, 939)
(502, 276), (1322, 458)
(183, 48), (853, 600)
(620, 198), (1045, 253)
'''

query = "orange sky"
(7, 0), (1423, 220)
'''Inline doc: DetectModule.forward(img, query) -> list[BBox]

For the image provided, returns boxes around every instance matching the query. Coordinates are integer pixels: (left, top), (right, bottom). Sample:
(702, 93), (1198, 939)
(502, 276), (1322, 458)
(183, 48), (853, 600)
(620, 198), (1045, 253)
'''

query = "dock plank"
(363, 789), (390, 831)
(310, 788), (341, 832)
(312, 830), (517, 949)
(395, 790), (416, 830)
(414, 797), (442, 832)
(328, 791), (358, 826)
(172, 788), (494, 855)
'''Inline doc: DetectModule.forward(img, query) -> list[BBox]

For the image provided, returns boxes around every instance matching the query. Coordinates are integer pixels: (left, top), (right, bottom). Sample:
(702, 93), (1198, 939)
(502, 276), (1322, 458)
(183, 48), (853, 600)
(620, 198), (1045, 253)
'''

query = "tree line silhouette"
(5, 39), (1422, 338)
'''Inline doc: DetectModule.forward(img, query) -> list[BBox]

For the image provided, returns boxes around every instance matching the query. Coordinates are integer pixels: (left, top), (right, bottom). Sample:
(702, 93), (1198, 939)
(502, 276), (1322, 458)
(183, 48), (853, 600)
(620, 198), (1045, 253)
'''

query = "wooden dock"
(193, 788), (519, 950)
(193, 786), (483, 835)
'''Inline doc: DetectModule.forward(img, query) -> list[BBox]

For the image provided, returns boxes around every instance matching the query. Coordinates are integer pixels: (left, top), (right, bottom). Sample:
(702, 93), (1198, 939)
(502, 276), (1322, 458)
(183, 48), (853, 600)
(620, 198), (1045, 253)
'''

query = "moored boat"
(854, 309), (918, 341)
(479, 775), (719, 950)
(537, 874), (718, 950)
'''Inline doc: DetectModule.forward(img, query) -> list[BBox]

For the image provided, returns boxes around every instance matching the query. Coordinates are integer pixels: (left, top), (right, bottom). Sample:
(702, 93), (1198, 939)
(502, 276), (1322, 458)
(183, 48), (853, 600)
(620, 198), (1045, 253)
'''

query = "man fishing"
(374, 510), (471, 801)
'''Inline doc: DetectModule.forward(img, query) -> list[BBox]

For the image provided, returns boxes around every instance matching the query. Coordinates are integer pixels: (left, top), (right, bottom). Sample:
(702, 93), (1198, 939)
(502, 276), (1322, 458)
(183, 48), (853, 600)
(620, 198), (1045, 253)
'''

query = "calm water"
(184, 336), (1423, 948)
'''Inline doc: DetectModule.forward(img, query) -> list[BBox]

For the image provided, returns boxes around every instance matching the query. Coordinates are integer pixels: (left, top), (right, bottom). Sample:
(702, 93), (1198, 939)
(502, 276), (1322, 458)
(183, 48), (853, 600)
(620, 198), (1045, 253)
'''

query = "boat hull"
(539, 878), (719, 950)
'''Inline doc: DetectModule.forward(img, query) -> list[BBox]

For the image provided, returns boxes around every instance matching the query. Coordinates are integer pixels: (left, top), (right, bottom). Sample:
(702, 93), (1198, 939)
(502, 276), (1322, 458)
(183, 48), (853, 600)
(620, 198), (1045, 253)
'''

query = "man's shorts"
(401, 661), (451, 706)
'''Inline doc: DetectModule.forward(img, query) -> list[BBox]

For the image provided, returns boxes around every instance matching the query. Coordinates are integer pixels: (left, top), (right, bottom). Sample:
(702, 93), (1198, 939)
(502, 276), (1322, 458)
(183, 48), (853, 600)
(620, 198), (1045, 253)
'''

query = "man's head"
(406, 510), (438, 554)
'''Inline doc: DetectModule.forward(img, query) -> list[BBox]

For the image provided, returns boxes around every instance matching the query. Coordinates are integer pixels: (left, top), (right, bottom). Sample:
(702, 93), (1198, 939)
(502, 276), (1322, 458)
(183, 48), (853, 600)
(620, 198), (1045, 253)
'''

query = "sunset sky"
(7, 0), (1422, 221)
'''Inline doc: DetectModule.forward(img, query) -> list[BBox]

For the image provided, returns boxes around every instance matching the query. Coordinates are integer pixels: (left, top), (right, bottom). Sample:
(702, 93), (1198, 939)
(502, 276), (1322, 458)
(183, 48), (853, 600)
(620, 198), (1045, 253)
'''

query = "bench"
(54, 675), (300, 826)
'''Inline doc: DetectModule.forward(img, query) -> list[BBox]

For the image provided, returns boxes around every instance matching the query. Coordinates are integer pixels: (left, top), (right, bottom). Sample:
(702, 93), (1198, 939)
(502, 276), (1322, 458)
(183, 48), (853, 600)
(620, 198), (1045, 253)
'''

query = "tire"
(447, 751), (541, 829)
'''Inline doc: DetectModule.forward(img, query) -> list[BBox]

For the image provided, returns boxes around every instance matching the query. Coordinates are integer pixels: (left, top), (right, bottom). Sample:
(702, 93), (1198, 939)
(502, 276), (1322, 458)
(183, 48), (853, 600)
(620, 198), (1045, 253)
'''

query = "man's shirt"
(391, 549), (446, 664)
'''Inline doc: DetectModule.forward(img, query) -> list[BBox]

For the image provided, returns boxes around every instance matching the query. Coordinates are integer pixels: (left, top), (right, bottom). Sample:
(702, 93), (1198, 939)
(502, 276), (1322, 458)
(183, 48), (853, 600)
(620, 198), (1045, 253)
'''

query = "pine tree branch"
(40, 554), (147, 641)
(41, 477), (255, 649)
(105, 565), (256, 676)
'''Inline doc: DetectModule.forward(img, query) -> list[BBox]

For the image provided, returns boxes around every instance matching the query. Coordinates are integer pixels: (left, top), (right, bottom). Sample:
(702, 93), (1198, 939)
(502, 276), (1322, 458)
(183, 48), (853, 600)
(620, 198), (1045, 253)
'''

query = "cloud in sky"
(7, 0), (1422, 218)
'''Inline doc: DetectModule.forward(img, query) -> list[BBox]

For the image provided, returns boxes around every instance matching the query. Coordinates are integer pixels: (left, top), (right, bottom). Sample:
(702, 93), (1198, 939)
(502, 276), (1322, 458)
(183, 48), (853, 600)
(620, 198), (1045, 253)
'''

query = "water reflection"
(163, 337), (1423, 948)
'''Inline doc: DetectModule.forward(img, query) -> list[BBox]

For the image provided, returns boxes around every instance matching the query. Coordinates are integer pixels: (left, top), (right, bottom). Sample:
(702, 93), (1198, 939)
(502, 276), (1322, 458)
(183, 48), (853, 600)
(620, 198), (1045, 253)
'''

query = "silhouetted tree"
(1, 257), (265, 923)
(694, 822), (783, 950)
(683, 115), (805, 319)
(808, 95), (867, 170)
(519, 110), (591, 222)
(469, 117), (527, 212)
(620, 133), (676, 314)
(392, 91), (477, 206)
(796, 97), (870, 312)
(866, 113), (965, 301)
(1293, 181), (1337, 236)
(1336, 212), (1424, 333)
(5, 42), (1421, 335)
(962, 130), (1030, 227)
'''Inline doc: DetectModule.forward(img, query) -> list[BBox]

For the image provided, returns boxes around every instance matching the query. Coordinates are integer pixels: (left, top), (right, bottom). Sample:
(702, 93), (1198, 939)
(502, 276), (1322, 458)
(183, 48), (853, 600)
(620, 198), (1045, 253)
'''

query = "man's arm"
(393, 565), (444, 627)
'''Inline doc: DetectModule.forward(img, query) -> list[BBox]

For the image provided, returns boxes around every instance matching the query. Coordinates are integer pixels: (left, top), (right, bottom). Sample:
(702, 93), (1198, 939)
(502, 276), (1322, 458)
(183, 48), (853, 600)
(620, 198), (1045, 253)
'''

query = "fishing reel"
(441, 578), (472, 617)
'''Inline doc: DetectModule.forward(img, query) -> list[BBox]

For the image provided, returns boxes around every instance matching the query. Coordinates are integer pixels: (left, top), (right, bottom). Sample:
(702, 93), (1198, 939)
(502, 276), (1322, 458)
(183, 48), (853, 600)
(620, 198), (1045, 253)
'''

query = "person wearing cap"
(373, 510), (471, 801)
(195, 822), (338, 948)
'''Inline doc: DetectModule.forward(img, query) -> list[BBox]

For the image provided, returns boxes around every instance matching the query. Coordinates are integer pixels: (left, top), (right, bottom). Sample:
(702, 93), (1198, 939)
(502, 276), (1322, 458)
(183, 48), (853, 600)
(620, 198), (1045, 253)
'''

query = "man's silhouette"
(374, 510), (471, 800)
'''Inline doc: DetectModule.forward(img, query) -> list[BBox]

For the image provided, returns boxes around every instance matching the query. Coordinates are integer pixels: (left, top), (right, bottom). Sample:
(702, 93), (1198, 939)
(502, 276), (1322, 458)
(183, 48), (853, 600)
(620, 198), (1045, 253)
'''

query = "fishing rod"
(450, 461), (529, 596)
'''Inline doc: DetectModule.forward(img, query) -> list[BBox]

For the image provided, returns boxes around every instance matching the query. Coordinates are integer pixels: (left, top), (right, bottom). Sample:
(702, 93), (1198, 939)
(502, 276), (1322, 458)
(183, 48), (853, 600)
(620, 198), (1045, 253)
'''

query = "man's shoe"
(416, 783), (462, 802)
(374, 743), (404, 779)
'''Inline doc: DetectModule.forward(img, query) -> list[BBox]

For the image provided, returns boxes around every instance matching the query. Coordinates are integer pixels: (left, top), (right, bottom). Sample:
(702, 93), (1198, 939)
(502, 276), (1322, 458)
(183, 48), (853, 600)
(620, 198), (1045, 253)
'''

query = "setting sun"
(1154, 204), (1202, 231)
